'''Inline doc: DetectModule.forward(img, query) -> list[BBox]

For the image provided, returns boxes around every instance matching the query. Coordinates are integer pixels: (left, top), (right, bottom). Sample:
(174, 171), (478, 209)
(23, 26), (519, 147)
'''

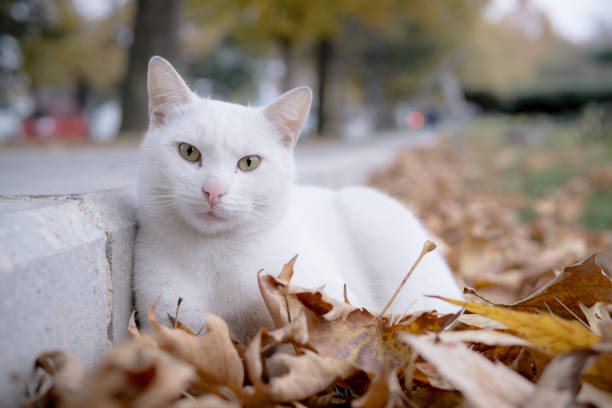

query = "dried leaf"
(244, 313), (309, 391)
(35, 350), (83, 395)
(167, 313), (197, 335)
(352, 368), (406, 408)
(62, 336), (195, 408)
(579, 302), (611, 336)
(437, 297), (601, 352)
(510, 252), (612, 321)
(457, 313), (508, 329)
(259, 272), (454, 375)
(128, 310), (141, 338)
(243, 312), (354, 403)
(278, 254), (298, 283)
(404, 334), (534, 408)
(414, 362), (455, 390)
(582, 352), (612, 392)
(148, 304), (244, 391)
(577, 383), (612, 407)
(173, 394), (241, 408)
(524, 350), (596, 408)
(435, 330), (532, 347)
(265, 350), (355, 402)
(22, 351), (84, 407)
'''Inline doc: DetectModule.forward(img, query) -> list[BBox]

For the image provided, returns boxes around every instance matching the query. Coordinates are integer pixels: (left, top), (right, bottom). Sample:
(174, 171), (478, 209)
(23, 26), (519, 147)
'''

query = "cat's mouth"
(196, 210), (227, 221)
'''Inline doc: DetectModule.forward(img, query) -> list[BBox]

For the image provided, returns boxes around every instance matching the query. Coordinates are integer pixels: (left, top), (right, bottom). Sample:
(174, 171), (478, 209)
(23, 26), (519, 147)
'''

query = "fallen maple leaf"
(436, 297), (601, 353)
(22, 351), (84, 407)
(526, 350), (596, 408)
(243, 313), (355, 404)
(351, 368), (406, 408)
(582, 352), (612, 393)
(403, 334), (534, 408)
(62, 336), (196, 408)
(259, 271), (458, 375)
(148, 303), (244, 392)
(509, 252), (612, 321)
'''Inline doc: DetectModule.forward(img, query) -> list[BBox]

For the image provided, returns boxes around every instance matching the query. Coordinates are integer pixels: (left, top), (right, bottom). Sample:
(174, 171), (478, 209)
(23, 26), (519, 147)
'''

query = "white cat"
(134, 56), (463, 340)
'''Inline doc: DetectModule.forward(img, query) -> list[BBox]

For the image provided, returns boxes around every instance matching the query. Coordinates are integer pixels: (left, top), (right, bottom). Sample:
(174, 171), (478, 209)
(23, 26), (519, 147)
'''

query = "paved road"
(0, 130), (438, 197)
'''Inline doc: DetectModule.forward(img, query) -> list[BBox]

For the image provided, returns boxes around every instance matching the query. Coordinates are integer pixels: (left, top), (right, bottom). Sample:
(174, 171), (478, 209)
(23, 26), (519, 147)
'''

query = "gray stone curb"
(0, 189), (136, 406)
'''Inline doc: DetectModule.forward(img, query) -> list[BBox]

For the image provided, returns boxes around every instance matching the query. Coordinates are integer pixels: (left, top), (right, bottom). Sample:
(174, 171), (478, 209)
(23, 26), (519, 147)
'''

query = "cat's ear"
(263, 87), (312, 148)
(147, 56), (193, 126)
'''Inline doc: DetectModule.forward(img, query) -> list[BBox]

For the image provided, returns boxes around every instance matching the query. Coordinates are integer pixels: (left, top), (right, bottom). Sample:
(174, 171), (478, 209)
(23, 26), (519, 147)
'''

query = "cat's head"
(138, 56), (311, 236)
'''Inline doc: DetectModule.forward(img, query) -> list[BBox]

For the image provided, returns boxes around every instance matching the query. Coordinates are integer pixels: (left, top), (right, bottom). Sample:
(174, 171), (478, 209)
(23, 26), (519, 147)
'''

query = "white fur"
(133, 57), (463, 340)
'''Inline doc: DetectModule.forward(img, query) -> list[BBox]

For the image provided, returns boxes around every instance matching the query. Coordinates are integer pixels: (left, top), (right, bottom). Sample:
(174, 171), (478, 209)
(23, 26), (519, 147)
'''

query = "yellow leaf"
(436, 297), (600, 352)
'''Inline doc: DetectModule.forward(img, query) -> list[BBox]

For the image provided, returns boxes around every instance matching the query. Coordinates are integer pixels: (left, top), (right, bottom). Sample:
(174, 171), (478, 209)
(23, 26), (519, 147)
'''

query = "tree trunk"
(365, 66), (395, 130)
(315, 38), (332, 136)
(120, 0), (183, 133)
(277, 36), (294, 92)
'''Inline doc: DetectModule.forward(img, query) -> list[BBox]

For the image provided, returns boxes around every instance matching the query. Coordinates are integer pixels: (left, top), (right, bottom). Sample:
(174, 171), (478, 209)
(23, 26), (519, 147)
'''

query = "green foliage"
(466, 87), (612, 114)
(188, 41), (256, 100)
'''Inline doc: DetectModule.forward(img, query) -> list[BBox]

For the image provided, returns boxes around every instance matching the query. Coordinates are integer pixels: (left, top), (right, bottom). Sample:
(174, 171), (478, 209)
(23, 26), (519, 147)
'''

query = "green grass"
(522, 165), (573, 197)
(462, 115), (612, 232)
(581, 190), (612, 231)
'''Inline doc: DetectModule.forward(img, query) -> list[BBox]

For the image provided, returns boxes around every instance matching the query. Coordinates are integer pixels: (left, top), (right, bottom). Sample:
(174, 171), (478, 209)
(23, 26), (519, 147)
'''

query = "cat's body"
(134, 57), (463, 339)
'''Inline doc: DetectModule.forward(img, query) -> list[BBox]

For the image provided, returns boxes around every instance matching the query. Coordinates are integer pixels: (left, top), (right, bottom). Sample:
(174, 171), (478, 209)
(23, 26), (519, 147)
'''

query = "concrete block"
(0, 189), (137, 406)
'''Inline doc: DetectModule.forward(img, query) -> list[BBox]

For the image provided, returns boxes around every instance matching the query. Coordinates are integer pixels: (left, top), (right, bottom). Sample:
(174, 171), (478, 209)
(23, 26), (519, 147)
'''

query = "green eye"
(178, 143), (201, 162)
(238, 155), (260, 171)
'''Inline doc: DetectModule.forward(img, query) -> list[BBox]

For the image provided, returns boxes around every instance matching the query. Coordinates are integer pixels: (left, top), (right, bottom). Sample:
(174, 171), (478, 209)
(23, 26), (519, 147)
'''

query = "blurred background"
(1, 0), (611, 301)
(1, 0), (611, 142)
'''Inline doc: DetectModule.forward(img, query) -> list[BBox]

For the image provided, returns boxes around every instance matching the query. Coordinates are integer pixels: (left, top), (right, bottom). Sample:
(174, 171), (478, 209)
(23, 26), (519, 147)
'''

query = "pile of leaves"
(22, 251), (612, 407)
(370, 144), (612, 304)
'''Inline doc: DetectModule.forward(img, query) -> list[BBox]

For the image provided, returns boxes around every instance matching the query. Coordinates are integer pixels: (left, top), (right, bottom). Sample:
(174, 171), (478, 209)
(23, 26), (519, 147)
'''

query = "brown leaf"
(579, 302), (612, 336)
(35, 350), (83, 395)
(510, 252), (612, 321)
(352, 368), (406, 408)
(173, 394), (241, 408)
(62, 336), (195, 408)
(577, 383), (612, 407)
(128, 310), (141, 338)
(264, 350), (355, 402)
(278, 254), (298, 283)
(22, 351), (84, 407)
(435, 330), (532, 347)
(244, 313), (309, 391)
(167, 313), (197, 335)
(148, 303), (244, 391)
(404, 334), (535, 408)
(259, 271), (454, 375)
(243, 313), (354, 403)
(582, 352), (612, 392)
(524, 350), (596, 408)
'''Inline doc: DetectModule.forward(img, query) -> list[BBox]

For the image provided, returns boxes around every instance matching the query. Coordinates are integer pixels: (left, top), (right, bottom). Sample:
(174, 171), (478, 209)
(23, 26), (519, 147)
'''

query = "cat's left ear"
(263, 87), (312, 148)
(147, 56), (194, 126)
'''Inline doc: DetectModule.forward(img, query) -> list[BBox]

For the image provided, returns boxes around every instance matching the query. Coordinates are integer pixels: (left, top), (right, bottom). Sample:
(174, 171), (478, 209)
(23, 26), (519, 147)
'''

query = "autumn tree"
(120, 0), (184, 133)
(192, 0), (486, 135)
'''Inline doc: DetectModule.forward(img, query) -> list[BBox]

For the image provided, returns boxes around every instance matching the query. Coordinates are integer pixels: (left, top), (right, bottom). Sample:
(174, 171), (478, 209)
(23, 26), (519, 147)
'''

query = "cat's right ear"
(263, 87), (312, 148)
(147, 56), (193, 126)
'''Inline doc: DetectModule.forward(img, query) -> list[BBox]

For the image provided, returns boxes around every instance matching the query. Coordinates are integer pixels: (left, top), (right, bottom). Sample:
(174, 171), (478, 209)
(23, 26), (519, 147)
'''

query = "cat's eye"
(178, 143), (201, 162)
(237, 155), (260, 172)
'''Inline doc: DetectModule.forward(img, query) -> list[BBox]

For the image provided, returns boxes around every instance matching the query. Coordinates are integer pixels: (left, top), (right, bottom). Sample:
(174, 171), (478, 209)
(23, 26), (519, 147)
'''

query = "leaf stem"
(379, 240), (436, 317)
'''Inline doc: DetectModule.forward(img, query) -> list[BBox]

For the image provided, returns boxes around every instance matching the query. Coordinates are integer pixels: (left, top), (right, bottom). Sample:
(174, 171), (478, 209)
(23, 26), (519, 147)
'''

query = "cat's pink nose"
(202, 183), (226, 207)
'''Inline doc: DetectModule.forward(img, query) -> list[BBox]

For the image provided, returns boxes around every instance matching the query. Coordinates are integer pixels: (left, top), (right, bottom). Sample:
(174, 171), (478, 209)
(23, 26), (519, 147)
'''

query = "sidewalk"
(0, 129), (438, 405)
(0, 130), (437, 195)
